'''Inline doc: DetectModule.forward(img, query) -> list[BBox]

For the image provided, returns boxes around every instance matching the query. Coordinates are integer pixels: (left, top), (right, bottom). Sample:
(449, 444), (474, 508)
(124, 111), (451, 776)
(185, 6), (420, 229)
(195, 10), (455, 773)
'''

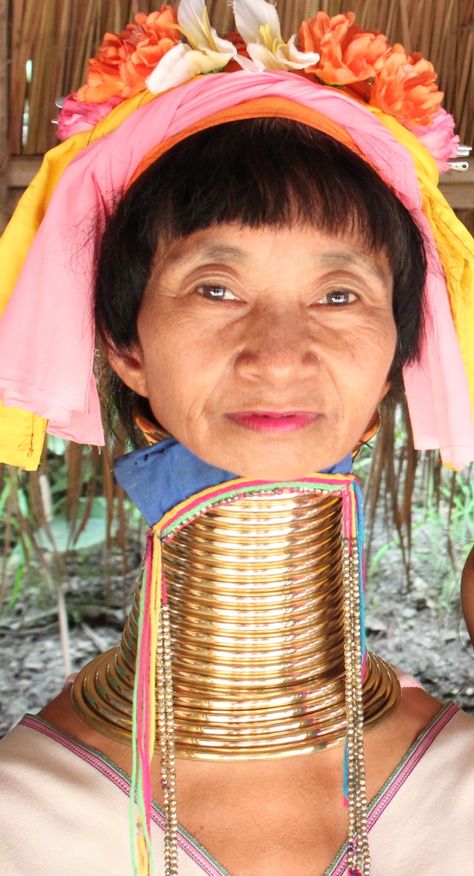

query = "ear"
(107, 342), (149, 398)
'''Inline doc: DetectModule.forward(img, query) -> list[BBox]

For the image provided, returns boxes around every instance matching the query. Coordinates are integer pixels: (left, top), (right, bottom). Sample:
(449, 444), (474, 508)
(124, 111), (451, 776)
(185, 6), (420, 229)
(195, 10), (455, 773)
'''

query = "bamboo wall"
(2, 0), (474, 227)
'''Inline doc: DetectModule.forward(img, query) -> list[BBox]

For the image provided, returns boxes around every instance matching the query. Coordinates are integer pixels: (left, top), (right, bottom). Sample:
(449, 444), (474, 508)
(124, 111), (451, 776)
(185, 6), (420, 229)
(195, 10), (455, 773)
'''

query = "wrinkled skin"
(110, 223), (396, 479)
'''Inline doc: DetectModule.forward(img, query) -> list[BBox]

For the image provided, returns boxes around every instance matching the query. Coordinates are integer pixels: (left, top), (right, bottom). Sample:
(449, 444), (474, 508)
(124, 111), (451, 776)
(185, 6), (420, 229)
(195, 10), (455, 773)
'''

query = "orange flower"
(76, 7), (180, 104)
(122, 9), (178, 45)
(369, 45), (443, 127)
(298, 11), (387, 85)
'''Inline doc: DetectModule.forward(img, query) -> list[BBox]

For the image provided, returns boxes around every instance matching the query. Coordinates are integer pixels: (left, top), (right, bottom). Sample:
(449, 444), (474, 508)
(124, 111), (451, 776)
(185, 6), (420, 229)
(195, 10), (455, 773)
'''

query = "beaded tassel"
(130, 526), (179, 876)
(130, 531), (163, 876)
(130, 536), (155, 876)
(158, 576), (179, 874)
(343, 533), (370, 876)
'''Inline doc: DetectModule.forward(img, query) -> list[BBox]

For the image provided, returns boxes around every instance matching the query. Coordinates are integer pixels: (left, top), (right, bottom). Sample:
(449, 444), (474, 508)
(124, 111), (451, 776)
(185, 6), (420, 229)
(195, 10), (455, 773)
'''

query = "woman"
(0, 3), (473, 875)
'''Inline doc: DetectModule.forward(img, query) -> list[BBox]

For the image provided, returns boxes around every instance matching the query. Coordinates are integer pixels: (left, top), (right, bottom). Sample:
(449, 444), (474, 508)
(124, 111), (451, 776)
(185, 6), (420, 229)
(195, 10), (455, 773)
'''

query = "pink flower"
(409, 108), (460, 172)
(56, 94), (121, 141)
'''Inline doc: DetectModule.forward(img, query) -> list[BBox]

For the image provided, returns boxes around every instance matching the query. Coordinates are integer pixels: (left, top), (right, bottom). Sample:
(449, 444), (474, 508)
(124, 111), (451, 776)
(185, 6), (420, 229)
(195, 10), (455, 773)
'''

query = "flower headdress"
(0, 0), (473, 472)
(58, 1), (459, 171)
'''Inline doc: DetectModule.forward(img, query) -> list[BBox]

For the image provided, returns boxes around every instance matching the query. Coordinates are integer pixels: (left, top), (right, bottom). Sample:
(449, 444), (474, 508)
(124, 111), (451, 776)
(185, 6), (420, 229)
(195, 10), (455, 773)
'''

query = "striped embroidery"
(326, 702), (459, 875)
(20, 715), (228, 876)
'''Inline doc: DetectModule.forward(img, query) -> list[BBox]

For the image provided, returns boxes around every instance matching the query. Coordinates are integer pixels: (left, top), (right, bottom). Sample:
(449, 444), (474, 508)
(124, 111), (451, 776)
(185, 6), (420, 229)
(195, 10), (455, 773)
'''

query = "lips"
(227, 411), (318, 433)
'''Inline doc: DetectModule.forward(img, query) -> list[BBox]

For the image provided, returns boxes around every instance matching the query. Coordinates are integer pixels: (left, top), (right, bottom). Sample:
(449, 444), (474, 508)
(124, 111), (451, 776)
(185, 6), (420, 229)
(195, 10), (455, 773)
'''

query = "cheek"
(138, 314), (225, 424)
(352, 316), (397, 373)
(331, 319), (396, 408)
(138, 305), (192, 379)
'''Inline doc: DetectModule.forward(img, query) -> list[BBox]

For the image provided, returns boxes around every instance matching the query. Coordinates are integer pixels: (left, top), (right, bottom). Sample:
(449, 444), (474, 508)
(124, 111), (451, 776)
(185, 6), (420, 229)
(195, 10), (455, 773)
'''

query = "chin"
(182, 431), (351, 481)
(219, 451), (345, 482)
(210, 423), (352, 480)
(235, 465), (334, 481)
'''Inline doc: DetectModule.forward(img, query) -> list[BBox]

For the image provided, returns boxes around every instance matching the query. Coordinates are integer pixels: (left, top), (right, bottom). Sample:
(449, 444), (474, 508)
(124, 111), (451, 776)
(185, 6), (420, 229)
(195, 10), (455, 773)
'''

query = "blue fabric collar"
(113, 439), (353, 527)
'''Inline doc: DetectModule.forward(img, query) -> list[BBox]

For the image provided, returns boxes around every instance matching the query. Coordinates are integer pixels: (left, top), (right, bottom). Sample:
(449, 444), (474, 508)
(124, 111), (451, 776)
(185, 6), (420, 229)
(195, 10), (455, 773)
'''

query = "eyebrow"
(318, 252), (390, 285)
(165, 243), (249, 266)
(165, 242), (390, 284)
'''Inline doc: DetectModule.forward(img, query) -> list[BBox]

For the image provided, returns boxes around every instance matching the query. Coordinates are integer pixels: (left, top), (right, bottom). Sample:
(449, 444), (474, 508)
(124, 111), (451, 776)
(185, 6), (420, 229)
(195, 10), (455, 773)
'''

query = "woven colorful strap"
(0, 71), (473, 468)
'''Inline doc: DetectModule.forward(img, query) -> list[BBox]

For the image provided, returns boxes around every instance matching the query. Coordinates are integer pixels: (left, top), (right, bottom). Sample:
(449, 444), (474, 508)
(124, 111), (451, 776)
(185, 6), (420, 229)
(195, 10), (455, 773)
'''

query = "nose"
(234, 303), (320, 385)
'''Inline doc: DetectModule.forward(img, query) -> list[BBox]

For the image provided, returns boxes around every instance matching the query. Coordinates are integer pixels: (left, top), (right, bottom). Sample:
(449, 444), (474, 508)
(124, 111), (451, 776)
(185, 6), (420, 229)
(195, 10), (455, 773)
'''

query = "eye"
(196, 284), (239, 301)
(317, 289), (359, 306)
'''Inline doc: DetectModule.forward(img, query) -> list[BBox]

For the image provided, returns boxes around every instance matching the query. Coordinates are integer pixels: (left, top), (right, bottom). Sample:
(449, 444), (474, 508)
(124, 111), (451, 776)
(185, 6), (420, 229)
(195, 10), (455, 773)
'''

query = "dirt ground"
(0, 523), (473, 739)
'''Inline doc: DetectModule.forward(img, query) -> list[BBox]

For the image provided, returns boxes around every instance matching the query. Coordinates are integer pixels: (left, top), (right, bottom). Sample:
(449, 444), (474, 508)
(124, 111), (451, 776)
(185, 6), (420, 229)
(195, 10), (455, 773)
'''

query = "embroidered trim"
(160, 475), (356, 539)
(19, 715), (228, 876)
(326, 702), (459, 875)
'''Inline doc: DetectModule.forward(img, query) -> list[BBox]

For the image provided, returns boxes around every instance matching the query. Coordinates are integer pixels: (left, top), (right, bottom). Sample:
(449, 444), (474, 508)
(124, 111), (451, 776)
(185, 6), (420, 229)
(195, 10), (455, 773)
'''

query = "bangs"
(129, 118), (413, 271)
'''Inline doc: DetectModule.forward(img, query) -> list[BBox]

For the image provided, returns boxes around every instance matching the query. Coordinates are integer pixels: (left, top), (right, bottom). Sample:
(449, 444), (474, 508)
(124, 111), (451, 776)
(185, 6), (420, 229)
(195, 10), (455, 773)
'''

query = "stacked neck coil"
(72, 488), (399, 757)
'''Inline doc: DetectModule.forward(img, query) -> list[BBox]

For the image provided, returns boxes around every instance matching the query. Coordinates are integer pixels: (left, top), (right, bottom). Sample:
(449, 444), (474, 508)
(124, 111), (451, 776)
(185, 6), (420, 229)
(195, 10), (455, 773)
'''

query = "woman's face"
(111, 223), (396, 479)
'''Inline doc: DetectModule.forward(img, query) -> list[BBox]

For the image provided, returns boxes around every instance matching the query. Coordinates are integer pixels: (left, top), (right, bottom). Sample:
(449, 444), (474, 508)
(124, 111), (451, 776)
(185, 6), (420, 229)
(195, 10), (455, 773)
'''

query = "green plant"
(0, 434), (141, 672)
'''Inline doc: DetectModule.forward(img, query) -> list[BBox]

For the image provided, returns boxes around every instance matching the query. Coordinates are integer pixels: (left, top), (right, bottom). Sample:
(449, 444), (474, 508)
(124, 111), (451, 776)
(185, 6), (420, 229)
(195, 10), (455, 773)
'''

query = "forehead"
(157, 223), (392, 286)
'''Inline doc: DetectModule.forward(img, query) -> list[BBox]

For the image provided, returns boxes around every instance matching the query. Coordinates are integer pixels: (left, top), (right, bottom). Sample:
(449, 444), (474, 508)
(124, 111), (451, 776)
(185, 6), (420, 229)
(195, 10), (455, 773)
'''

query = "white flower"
(178, 0), (236, 55)
(147, 0), (238, 95)
(146, 0), (321, 94)
(233, 0), (320, 71)
(146, 42), (230, 94)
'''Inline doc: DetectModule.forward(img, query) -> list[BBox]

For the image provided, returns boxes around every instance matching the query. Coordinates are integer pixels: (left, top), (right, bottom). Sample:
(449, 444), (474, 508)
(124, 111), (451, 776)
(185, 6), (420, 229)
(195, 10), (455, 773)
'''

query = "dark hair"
(95, 117), (427, 441)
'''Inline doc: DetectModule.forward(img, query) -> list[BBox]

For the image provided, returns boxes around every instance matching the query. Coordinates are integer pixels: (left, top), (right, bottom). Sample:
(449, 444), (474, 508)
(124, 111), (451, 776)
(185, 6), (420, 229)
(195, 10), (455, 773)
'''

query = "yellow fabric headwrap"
(0, 92), (155, 469)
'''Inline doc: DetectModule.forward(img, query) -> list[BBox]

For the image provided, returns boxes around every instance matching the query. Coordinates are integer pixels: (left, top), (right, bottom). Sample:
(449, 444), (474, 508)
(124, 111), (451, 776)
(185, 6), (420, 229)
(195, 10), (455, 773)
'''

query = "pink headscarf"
(0, 71), (473, 463)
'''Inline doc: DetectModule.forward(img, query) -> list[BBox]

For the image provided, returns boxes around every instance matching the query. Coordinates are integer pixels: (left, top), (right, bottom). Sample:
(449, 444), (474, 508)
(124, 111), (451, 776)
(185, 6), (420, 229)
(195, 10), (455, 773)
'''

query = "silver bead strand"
(157, 604), (171, 871)
(161, 599), (179, 875)
(351, 545), (370, 871)
(343, 538), (370, 876)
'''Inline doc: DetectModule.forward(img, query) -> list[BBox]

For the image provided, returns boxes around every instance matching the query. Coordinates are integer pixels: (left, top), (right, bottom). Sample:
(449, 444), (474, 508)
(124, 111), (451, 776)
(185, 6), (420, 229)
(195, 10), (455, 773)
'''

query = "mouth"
(227, 411), (318, 434)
